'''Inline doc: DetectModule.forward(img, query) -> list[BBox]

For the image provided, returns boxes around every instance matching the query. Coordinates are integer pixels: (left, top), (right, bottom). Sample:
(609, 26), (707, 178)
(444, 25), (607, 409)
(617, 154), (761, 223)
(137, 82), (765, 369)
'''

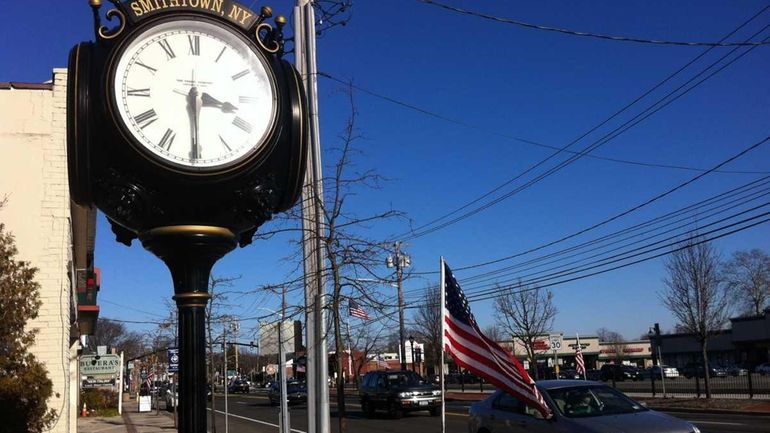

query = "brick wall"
(0, 69), (78, 433)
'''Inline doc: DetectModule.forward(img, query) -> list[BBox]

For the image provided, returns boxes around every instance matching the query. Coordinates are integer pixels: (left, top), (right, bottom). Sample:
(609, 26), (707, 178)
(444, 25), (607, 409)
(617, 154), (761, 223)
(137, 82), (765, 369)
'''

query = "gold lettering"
(138, 0), (155, 13)
(130, 1), (144, 16)
(228, 4), (241, 21)
(200, 0), (211, 10)
(159, 0), (168, 8)
(189, 0), (199, 7)
(153, 0), (161, 10)
(239, 9), (253, 25)
(212, 0), (223, 13)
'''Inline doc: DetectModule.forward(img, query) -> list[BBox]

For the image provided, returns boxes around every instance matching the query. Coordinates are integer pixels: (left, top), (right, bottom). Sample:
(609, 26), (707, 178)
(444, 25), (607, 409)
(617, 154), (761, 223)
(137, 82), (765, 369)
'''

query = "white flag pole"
(577, 333), (586, 380)
(439, 257), (446, 433)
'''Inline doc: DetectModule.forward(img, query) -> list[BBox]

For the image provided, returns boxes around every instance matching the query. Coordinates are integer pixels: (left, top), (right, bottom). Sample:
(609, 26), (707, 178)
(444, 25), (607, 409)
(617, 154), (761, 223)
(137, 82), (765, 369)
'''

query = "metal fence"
(608, 372), (770, 399)
(443, 373), (770, 399)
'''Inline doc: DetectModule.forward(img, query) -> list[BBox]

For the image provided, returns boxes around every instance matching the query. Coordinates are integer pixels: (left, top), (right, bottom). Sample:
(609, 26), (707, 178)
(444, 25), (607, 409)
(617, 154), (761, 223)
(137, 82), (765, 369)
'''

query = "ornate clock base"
(140, 225), (237, 433)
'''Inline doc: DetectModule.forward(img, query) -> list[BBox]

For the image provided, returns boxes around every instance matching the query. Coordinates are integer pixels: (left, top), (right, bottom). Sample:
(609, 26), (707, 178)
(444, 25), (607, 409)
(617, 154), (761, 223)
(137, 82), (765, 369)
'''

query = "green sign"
(80, 354), (121, 376)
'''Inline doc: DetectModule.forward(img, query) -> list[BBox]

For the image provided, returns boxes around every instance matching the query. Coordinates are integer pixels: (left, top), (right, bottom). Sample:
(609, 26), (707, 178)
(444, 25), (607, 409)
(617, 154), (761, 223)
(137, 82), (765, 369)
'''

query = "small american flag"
(348, 299), (370, 320)
(442, 262), (551, 418)
(575, 342), (586, 376)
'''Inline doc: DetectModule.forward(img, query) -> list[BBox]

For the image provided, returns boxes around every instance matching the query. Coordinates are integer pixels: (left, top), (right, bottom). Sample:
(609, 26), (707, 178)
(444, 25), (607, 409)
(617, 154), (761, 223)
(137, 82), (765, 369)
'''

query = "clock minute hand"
(201, 92), (238, 113)
(186, 86), (203, 160)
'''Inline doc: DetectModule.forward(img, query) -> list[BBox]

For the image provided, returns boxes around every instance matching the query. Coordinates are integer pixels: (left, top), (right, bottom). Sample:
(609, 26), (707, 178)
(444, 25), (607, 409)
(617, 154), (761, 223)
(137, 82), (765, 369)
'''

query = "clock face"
(112, 19), (277, 171)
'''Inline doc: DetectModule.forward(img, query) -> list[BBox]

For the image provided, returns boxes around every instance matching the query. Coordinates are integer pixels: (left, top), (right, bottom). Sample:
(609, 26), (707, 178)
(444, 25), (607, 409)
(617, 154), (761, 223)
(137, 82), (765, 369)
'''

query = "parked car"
(600, 364), (642, 381)
(585, 369), (602, 381)
(722, 364), (748, 377)
(268, 381), (307, 406)
(469, 380), (701, 433)
(558, 369), (582, 380)
(228, 379), (250, 394)
(681, 363), (727, 379)
(359, 370), (442, 418)
(755, 363), (770, 375)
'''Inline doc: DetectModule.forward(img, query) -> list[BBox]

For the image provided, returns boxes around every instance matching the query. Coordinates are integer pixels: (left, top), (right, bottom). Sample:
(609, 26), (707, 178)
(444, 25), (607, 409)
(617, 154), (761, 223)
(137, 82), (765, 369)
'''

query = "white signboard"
(80, 354), (121, 376)
(138, 395), (152, 412)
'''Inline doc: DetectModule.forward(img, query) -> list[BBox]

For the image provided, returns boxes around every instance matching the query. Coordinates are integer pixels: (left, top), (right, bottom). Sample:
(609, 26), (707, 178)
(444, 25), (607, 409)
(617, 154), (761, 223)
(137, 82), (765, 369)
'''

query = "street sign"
(80, 354), (121, 375)
(167, 348), (179, 373)
(549, 335), (562, 351)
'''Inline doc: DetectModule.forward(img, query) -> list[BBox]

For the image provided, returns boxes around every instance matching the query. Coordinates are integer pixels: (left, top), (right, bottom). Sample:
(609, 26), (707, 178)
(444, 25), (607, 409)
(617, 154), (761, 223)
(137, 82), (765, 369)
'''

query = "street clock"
(68, 0), (307, 246)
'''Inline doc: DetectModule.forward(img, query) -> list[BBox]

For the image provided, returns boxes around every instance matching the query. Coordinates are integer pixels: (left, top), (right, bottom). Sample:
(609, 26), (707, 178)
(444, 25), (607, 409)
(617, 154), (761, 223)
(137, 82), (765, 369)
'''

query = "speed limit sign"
(549, 335), (562, 351)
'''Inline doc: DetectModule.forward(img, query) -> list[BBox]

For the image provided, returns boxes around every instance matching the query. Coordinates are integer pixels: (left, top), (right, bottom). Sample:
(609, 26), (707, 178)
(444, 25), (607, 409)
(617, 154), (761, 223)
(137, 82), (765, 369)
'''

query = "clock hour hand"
(201, 92), (238, 113)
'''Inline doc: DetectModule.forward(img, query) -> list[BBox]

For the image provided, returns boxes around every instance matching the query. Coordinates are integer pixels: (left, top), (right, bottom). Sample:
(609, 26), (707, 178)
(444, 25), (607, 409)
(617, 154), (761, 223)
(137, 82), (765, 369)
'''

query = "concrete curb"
(651, 406), (770, 416)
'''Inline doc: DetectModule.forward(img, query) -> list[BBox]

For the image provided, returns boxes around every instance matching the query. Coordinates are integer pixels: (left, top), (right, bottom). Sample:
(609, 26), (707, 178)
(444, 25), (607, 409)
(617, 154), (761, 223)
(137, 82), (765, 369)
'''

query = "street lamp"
(387, 242), (411, 371)
(408, 335), (415, 373)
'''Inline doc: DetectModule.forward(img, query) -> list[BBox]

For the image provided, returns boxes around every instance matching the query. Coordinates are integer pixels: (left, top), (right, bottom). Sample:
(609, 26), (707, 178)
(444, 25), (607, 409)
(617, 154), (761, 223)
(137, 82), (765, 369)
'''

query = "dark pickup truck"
(359, 370), (442, 419)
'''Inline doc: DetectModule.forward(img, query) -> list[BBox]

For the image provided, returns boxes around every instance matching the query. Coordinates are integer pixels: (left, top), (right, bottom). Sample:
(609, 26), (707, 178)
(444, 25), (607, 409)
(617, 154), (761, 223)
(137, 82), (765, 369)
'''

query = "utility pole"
(279, 286), (290, 433)
(232, 320), (240, 376)
(387, 242), (411, 371)
(295, 2), (330, 433)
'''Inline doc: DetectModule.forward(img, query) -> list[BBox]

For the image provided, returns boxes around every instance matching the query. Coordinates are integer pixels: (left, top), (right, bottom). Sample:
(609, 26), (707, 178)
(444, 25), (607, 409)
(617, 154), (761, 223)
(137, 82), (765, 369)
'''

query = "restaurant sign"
(80, 354), (121, 376)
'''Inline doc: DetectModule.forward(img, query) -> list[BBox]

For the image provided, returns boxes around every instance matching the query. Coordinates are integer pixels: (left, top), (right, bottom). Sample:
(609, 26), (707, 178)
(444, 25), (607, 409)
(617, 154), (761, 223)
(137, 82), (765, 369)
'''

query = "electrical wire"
(418, 0), (770, 47)
(401, 176), (770, 297)
(319, 72), (768, 176)
(401, 30), (769, 241)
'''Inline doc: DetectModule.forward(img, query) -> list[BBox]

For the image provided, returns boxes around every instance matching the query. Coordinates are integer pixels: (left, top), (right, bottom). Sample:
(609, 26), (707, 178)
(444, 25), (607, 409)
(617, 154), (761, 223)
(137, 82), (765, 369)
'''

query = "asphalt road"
(205, 391), (770, 433)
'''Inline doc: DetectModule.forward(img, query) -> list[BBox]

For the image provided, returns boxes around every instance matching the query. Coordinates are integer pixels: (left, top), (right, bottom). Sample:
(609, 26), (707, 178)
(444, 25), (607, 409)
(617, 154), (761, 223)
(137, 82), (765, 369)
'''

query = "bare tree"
(348, 320), (386, 388)
(91, 319), (146, 359)
(722, 249), (770, 316)
(483, 324), (504, 343)
(596, 327), (627, 363)
(494, 281), (557, 380)
(253, 84), (405, 432)
(205, 275), (238, 433)
(410, 285), (442, 375)
(659, 238), (729, 398)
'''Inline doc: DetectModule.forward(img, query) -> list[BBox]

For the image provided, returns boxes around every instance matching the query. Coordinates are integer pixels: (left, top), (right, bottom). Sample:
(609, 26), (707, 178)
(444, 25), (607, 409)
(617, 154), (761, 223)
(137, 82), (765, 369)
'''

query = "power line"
(462, 203), (770, 298)
(412, 133), (770, 276)
(319, 73), (767, 176)
(418, 0), (770, 47)
(464, 211), (770, 303)
(401, 176), (770, 296)
(400, 28), (769, 241)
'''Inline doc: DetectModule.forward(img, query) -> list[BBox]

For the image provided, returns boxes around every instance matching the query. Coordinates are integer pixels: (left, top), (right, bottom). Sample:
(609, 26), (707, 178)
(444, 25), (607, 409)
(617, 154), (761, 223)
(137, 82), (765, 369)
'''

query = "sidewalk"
(78, 400), (176, 433)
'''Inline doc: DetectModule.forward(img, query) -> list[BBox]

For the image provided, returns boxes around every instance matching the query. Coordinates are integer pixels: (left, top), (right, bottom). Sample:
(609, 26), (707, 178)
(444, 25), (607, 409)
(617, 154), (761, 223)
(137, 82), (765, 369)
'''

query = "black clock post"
(67, 2), (308, 432)
(141, 226), (237, 431)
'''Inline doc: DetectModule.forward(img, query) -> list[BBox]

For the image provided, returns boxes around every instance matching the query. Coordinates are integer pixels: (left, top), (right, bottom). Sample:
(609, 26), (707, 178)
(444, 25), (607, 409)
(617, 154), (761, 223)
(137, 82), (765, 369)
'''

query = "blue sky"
(2, 1), (769, 341)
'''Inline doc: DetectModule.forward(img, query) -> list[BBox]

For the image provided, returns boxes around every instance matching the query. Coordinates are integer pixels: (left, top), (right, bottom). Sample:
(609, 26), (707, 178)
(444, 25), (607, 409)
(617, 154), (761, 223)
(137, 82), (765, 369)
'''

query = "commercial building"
(1, 72), (99, 432)
(653, 311), (770, 368)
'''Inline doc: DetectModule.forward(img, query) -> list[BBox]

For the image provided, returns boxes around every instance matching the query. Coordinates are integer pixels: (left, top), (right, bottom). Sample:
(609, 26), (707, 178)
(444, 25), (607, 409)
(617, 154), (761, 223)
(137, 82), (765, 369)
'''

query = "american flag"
(442, 262), (551, 418)
(575, 343), (586, 376)
(348, 299), (370, 320)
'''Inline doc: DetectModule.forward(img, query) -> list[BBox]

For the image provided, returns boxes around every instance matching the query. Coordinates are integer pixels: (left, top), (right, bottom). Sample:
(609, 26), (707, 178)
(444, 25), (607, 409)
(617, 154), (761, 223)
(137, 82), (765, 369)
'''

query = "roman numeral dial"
(113, 20), (277, 170)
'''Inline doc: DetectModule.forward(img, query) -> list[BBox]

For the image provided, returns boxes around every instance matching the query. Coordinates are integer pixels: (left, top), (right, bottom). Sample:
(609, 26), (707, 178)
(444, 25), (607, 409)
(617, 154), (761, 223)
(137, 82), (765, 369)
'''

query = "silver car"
(468, 380), (700, 433)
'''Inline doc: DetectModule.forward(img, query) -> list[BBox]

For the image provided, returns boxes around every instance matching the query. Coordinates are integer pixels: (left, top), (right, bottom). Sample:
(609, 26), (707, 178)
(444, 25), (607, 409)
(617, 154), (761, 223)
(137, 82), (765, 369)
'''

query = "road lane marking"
(208, 408), (307, 433)
(687, 420), (743, 426)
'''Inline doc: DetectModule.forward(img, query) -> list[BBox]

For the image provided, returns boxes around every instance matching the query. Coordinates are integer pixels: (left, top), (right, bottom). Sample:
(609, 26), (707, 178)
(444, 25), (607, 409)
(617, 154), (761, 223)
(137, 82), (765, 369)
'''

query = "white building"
(1, 72), (98, 432)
